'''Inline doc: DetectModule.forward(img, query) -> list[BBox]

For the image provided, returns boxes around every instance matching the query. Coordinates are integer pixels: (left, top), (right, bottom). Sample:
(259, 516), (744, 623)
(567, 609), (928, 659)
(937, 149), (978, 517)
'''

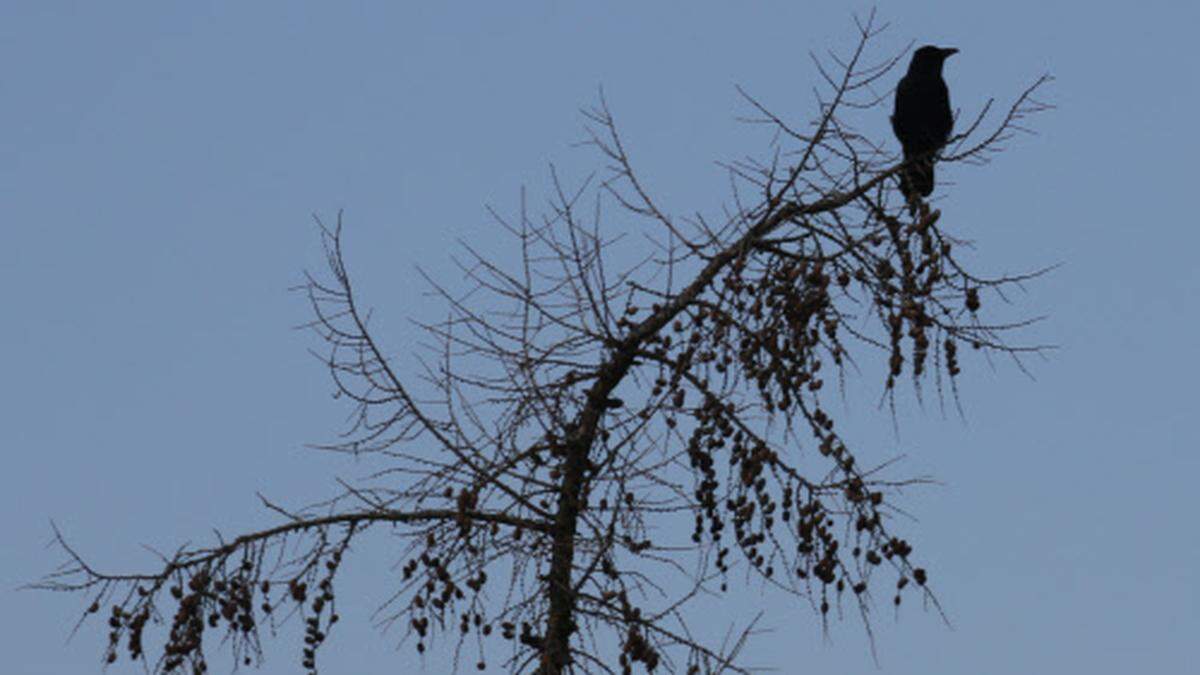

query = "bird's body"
(891, 46), (957, 201)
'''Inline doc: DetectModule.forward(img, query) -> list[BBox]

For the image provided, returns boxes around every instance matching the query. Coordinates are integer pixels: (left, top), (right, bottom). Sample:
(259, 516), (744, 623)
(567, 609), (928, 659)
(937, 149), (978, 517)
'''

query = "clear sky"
(3, 2), (1197, 674)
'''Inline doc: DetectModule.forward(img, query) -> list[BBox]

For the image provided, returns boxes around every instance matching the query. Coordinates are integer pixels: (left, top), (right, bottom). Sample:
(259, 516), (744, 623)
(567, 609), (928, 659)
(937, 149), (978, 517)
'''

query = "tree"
(36, 14), (1051, 675)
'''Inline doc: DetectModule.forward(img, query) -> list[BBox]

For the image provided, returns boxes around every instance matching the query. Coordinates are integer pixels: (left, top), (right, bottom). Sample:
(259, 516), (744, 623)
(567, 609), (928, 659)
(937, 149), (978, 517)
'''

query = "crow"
(891, 45), (958, 203)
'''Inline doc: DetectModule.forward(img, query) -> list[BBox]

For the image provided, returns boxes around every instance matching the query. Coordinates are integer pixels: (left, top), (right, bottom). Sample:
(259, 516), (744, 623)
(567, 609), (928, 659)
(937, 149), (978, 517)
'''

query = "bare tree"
(37, 14), (1052, 675)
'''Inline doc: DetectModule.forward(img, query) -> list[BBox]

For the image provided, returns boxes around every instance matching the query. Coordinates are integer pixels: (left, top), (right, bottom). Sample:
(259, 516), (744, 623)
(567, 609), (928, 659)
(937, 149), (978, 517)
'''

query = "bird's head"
(908, 45), (958, 74)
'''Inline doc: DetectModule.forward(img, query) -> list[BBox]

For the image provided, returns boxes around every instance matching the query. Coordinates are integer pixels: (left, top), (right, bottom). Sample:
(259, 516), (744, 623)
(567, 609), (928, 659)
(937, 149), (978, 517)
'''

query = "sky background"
(3, 2), (1198, 674)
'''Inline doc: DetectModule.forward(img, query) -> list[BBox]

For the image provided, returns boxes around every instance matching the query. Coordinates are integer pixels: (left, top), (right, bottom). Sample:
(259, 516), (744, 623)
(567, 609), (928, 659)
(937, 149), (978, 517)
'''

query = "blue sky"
(3, 3), (1197, 673)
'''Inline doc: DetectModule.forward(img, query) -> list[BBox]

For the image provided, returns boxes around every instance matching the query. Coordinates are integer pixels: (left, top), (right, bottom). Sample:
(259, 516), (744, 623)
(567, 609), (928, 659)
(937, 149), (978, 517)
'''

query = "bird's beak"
(942, 48), (959, 57)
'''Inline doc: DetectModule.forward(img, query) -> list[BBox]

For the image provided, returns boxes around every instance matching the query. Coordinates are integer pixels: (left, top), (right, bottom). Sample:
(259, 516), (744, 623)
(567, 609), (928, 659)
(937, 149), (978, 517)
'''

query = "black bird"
(891, 45), (958, 202)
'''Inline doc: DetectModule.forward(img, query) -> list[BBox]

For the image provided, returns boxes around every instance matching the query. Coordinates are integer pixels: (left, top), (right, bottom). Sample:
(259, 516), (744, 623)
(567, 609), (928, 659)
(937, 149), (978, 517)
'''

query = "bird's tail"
(899, 157), (936, 200)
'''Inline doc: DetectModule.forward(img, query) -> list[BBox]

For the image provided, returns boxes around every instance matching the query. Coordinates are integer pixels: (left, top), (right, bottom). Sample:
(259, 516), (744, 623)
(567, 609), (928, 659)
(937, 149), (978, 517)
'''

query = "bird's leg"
(906, 191), (923, 218)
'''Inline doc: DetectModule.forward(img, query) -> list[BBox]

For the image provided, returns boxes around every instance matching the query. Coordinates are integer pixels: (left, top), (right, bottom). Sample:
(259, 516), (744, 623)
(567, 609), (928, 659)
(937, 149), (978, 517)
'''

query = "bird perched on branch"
(891, 45), (957, 205)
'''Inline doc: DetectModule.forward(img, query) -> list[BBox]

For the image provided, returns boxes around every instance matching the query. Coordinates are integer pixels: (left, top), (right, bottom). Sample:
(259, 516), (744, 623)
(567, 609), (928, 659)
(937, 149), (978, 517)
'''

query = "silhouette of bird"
(891, 45), (957, 203)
